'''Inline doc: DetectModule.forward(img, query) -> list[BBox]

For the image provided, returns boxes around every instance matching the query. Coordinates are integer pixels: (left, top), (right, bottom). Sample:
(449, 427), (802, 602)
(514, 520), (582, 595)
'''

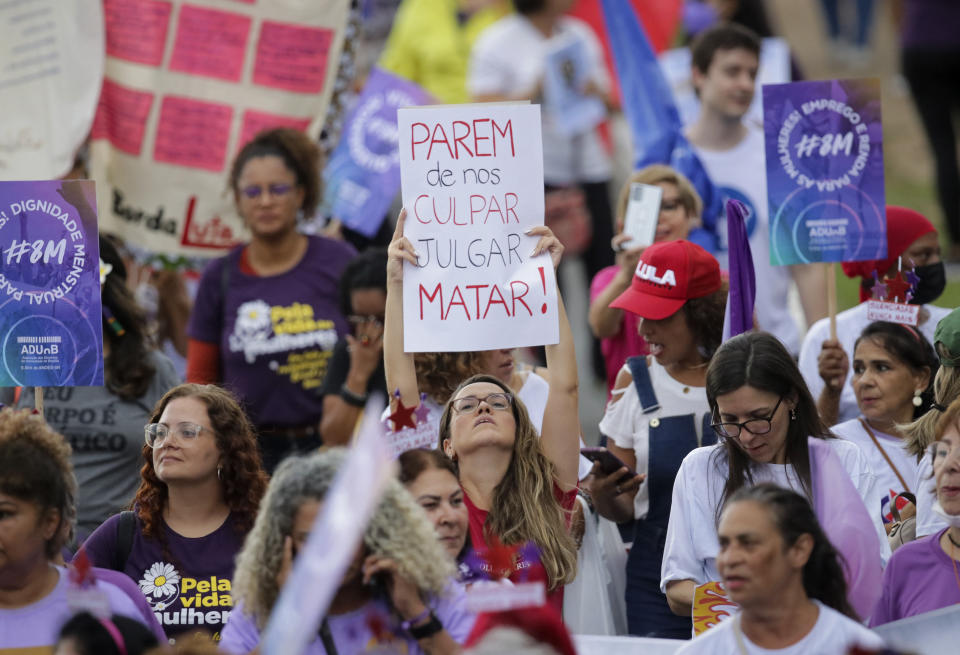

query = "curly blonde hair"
(414, 352), (489, 404)
(0, 408), (77, 556)
(232, 449), (455, 628)
(438, 375), (578, 590)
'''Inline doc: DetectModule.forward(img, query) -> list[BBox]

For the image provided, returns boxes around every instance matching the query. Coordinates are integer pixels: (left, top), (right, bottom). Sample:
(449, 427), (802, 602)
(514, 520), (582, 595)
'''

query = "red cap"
(464, 606), (576, 655)
(610, 240), (721, 320)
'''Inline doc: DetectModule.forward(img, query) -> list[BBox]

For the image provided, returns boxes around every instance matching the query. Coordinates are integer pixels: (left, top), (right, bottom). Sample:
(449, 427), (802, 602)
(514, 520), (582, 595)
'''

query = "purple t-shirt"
(93, 566), (167, 642)
(0, 566), (146, 652)
(188, 235), (355, 427)
(82, 512), (246, 640)
(870, 529), (960, 626)
(220, 582), (476, 654)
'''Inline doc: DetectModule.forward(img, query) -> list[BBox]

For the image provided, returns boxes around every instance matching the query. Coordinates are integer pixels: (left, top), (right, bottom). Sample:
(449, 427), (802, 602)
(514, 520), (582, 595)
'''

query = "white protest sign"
(397, 104), (558, 352)
(0, 0), (104, 180)
(260, 397), (395, 655)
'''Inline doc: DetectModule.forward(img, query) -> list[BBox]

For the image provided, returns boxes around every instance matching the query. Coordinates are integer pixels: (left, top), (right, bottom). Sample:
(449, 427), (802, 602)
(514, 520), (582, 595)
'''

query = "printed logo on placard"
(349, 89), (418, 174)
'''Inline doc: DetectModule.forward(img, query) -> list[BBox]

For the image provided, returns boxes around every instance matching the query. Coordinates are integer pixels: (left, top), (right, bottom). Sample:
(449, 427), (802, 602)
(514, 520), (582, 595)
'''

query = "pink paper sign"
(169, 5), (251, 82)
(239, 110), (312, 149)
(253, 21), (334, 93)
(154, 96), (233, 171)
(91, 79), (155, 155)
(103, 0), (172, 66)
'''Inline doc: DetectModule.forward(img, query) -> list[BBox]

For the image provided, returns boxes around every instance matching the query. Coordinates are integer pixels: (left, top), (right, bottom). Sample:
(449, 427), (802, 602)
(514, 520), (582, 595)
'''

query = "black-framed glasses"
(451, 392), (513, 415)
(144, 422), (209, 448)
(711, 396), (784, 439)
(239, 183), (294, 200)
(929, 440), (960, 467)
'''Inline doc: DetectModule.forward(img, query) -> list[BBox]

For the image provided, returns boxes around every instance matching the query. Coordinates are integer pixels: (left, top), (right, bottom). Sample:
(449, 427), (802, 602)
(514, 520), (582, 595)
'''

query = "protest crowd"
(4, 1), (960, 655)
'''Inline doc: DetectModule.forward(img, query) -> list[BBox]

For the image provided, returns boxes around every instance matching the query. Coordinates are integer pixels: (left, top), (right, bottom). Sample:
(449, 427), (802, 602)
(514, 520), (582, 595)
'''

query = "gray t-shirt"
(5, 350), (180, 538)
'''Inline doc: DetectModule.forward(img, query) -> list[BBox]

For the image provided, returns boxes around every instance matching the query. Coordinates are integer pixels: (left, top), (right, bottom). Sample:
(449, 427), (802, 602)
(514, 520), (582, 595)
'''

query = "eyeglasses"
(144, 422), (210, 448)
(239, 183), (294, 200)
(451, 392), (513, 415)
(348, 315), (384, 329)
(711, 396), (784, 439)
(929, 440), (960, 467)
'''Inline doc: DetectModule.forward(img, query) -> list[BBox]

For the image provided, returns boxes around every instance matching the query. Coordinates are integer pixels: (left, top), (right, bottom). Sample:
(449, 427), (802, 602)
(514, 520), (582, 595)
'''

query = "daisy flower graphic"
(236, 300), (272, 333)
(139, 562), (180, 598)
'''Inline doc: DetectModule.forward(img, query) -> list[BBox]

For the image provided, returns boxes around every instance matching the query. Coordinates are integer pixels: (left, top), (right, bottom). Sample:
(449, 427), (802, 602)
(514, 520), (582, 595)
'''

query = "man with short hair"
(685, 23), (827, 356)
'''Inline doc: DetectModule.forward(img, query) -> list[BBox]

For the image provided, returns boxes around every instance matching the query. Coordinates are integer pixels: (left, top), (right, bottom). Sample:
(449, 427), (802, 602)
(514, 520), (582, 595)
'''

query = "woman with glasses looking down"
(81, 384), (268, 641)
(186, 128), (356, 471)
(661, 332), (887, 620)
(384, 211), (580, 614)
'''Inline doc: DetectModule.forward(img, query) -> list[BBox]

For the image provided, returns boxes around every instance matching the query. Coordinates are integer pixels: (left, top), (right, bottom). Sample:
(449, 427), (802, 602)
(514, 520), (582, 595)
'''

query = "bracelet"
(339, 384), (368, 408)
(400, 607), (431, 631)
(406, 611), (443, 640)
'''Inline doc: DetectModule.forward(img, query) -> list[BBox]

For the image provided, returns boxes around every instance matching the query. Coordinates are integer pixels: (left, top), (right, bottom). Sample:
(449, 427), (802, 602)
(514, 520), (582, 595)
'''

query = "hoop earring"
(913, 390), (923, 407)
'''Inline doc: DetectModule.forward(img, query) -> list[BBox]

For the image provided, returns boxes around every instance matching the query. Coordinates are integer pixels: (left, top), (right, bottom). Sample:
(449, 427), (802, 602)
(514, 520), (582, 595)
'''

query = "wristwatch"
(403, 610), (443, 640)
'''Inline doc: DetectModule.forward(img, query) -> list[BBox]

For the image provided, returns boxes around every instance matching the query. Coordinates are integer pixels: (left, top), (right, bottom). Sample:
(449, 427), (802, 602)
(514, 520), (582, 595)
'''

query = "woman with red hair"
(81, 384), (268, 641)
(798, 206), (949, 426)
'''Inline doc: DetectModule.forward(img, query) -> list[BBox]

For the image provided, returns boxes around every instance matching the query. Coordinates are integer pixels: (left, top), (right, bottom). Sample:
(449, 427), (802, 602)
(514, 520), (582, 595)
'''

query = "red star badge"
(387, 396), (417, 432)
(883, 272), (912, 303)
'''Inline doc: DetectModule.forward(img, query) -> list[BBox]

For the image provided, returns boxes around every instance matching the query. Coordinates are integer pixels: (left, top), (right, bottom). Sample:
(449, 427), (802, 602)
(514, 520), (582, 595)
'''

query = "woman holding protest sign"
(830, 322), (937, 527)
(82, 384), (268, 641)
(385, 210), (580, 613)
(221, 450), (475, 654)
(675, 484), (884, 654)
(871, 398), (960, 625)
(588, 165), (705, 392)
(186, 128), (356, 471)
(662, 331), (887, 621)
(588, 239), (726, 638)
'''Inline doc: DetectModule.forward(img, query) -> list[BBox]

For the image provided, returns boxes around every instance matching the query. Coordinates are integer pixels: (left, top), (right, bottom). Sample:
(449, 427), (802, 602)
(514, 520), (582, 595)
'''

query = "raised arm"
(529, 226), (581, 491)
(384, 210), (421, 410)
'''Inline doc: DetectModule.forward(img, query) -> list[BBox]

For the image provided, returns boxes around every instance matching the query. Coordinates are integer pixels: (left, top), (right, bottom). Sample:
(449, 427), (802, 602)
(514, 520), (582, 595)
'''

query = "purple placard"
(0, 180), (103, 387)
(763, 78), (886, 266)
(323, 68), (432, 237)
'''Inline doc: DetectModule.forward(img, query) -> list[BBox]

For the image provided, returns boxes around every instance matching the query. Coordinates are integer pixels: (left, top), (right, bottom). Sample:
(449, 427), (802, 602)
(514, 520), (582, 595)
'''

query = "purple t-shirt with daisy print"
(81, 512), (244, 641)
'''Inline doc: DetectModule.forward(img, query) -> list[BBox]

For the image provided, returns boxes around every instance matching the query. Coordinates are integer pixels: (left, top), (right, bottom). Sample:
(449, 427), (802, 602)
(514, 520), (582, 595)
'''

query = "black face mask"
(910, 261), (946, 305)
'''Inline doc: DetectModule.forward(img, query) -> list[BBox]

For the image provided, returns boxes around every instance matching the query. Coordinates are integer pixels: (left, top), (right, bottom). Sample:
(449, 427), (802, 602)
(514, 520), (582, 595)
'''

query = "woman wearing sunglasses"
(82, 384), (268, 641)
(872, 397), (960, 625)
(385, 212), (580, 614)
(662, 332), (887, 620)
(186, 128), (356, 471)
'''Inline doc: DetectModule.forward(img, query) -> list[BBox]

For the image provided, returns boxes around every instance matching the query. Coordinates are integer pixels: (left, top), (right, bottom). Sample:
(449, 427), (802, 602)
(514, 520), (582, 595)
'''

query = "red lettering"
(432, 196), (452, 224)
(428, 123), (454, 160)
(414, 195), (431, 223)
(465, 284), (489, 317)
(485, 195), (504, 224)
(473, 118), (491, 156)
(410, 122), (430, 160)
(419, 283), (443, 320)
(446, 286), (470, 320)
(510, 280), (531, 316)
(452, 121), (474, 158)
(505, 193), (519, 222)
(492, 119), (515, 157)
(484, 284), (511, 319)
(469, 195), (486, 224)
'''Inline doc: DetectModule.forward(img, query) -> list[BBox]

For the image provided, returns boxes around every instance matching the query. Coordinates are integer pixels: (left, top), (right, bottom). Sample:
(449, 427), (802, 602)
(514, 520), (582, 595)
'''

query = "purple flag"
(721, 199), (756, 341)
(599, 0), (721, 252)
(808, 438), (883, 620)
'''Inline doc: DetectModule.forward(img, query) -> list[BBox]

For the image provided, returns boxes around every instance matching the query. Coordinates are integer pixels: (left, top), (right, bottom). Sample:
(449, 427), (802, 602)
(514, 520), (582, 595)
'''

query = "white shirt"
(692, 125), (799, 355)
(798, 302), (951, 424)
(831, 418), (921, 522)
(676, 602), (884, 655)
(915, 452), (947, 537)
(598, 359), (709, 519)
(661, 439), (886, 590)
(469, 15), (612, 184)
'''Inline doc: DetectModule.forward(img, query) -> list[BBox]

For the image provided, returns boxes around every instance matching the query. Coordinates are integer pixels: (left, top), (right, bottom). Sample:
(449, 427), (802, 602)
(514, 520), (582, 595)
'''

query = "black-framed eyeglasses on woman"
(711, 396), (784, 439)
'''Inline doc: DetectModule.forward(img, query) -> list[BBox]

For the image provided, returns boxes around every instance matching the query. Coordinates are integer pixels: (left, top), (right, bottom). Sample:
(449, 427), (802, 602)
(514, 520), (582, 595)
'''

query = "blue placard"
(0, 180), (103, 387)
(763, 78), (887, 266)
(323, 68), (432, 237)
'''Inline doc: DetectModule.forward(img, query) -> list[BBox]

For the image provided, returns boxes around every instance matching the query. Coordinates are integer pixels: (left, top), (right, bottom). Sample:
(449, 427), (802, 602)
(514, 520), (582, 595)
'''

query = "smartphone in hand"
(621, 182), (663, 250)
(580, 447), (638, 481)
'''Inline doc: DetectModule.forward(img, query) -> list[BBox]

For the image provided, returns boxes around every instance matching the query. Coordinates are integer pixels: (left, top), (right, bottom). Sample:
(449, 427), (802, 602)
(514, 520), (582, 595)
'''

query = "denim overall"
(624, 356), (716, 638)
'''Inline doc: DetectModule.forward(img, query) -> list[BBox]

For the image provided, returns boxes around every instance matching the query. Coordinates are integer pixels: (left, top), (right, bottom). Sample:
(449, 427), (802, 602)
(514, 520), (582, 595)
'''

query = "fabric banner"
(89, 0), (350, 257)
(397, 103), (559, 352)
(323, 67), (431, 238)
(0, 180), (103, 387)
(0, 0), (104, 180)
(763, 78), (887, 266)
